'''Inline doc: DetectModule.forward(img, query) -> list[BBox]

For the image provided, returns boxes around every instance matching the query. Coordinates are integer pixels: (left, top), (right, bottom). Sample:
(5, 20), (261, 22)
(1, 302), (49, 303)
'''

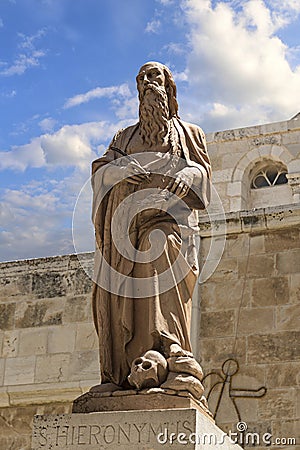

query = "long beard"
(139, 85), (170, 146)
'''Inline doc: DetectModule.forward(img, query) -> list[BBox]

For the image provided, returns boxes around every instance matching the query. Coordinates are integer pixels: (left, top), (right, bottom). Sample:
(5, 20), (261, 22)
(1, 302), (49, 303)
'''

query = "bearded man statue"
(91, 62), (211, 397)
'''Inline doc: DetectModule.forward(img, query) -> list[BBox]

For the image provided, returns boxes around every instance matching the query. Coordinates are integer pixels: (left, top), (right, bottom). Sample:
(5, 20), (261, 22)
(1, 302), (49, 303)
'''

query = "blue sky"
(0, 0), (300, 262)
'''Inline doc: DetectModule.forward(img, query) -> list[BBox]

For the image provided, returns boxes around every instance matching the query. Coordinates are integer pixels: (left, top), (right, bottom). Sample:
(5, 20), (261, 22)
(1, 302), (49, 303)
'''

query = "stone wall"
(0, 253), (98, 449)
(198, 205), (300, 448)
(206, 115), (300, 212)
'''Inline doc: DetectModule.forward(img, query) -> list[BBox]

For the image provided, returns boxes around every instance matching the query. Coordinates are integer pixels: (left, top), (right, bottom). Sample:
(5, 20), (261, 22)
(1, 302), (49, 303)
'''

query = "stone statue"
(91, 62), (211, 399)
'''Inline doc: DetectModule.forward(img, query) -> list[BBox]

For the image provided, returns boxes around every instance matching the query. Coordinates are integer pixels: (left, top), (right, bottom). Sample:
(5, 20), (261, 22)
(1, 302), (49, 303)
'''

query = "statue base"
(72, 389), (211, 415)
(32, 393), (242, 449)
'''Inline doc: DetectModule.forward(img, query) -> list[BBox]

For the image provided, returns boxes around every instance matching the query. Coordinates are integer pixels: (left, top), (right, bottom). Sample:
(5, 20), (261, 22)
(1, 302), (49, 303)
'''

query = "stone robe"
(91, 118), (211, 386)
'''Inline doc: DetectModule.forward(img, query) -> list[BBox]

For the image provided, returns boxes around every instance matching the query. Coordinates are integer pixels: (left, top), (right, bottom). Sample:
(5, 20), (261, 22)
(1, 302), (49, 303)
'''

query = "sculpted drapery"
(91, 62), (211, 390)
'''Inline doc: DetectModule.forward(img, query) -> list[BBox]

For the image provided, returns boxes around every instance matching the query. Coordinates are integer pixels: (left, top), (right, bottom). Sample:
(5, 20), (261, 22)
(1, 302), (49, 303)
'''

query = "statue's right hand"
(124, 160), (151, 185)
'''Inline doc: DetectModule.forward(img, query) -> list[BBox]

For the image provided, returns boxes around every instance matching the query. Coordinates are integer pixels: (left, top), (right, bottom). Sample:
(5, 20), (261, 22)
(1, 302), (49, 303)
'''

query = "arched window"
(251, 161), (288, 189)
(249, 159), (292, 209)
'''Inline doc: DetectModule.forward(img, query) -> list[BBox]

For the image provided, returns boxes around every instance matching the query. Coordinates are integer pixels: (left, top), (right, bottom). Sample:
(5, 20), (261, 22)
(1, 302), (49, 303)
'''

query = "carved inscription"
(33, 415), (194, 448)
(251, 135), (280, 146)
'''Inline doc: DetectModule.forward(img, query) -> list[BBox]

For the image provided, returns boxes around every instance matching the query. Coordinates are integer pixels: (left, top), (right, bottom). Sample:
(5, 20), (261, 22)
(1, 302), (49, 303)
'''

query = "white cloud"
(163, 42), (186, 55)
(0, 176), (84, 261)
(41, 126), (94, 168)
(145, 19), (161, 33)
(111, 96), (139, 120)
(0, 51), (46, 76)
(1, 89), (16, 98)
(0, 29), (46, 76)
(179, 0), (300, 130)
(156, 0), (175, 4)
(38, 117), (57, 132)
(0, 120), (133, 172)
(173, 70), (188, 82)
(0, 138), (46, 171)
(0, 113), (138, 260)
(64, 83), (131, 109)
(0, 79), (138, 173)
(269, 0), (300, 15)
(18, 29), (46, 50)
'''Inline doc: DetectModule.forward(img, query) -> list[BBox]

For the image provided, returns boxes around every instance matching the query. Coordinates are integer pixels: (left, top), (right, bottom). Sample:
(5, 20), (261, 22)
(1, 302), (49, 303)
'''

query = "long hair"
(160, 64), (179, 119)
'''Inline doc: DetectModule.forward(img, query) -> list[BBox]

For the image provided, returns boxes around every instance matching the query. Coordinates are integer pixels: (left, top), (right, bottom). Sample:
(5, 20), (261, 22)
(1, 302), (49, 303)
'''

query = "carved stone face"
(136, 63), (166, 93)
(128, 350), (168, 390)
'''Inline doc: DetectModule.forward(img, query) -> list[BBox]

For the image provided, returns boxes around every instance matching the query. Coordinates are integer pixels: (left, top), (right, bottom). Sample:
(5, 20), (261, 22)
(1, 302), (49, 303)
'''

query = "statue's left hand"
(167, 167), (195, 198)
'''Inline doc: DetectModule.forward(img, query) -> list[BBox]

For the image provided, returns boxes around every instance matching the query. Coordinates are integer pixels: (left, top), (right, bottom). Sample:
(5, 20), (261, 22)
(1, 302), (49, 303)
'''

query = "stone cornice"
(0, 251), (94, 272)
(0, 380), (98, 408)
(0, 207), (299, 268)
(206, 117), (300, 143)
(198, 204), (300, 237)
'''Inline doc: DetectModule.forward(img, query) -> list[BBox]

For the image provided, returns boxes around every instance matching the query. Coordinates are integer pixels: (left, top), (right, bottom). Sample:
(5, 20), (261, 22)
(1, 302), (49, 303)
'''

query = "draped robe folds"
(91, 117), (211, 386)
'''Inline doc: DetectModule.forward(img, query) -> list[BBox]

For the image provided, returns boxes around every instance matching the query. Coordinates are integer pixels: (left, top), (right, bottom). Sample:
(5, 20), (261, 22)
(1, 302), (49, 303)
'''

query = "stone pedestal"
(72, 390), (209, 414)
(32, 395), (242, 450)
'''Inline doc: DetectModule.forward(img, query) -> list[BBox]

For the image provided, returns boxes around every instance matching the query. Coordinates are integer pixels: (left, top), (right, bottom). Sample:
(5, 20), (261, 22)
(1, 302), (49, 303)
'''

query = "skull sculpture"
(128, 350), (168, 390)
